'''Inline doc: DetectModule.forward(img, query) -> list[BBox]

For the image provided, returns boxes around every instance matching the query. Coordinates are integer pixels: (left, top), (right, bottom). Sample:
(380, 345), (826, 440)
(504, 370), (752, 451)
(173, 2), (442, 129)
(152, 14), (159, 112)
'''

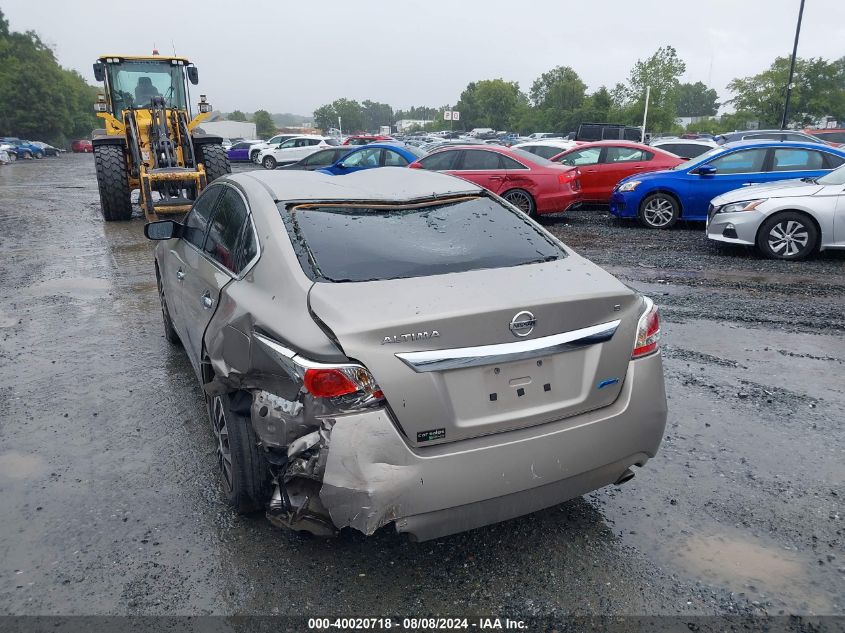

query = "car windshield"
(673, 146), (723, 170)
(816, 163), (845, 185)
(106, 60), (188, 114)
(814, 131), (845, 144)
(279, 196), (566, 282)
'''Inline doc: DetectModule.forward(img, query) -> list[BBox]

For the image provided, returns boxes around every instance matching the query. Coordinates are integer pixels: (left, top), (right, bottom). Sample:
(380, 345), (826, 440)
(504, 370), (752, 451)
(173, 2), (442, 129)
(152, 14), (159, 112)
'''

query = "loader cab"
(95, 56), (196, 117)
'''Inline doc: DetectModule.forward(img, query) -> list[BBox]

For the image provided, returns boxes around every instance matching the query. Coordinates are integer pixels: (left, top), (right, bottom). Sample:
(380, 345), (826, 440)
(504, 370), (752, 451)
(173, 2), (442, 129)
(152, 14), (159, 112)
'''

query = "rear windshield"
(279, 196), (566, 282)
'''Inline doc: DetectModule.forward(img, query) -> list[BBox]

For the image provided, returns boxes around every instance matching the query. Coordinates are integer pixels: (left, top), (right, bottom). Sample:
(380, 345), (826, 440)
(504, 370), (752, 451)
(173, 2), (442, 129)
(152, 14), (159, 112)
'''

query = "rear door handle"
(488, 175), (504, 181)
(176, 269), (185, 281)
(201, 292), (214, 310)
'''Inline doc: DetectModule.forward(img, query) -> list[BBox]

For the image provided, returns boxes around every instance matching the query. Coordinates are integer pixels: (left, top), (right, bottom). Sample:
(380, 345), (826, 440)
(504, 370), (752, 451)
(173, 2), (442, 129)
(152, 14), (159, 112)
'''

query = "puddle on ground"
(25, 277), (111, 297)
(0, 451), (46, 479)
(659, 530), (833, 612)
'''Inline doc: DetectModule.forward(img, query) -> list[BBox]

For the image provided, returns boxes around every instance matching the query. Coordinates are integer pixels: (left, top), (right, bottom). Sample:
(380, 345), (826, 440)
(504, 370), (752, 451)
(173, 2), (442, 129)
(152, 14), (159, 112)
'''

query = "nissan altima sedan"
(144, 168), (667, 541)
(707, 164), (845, 260)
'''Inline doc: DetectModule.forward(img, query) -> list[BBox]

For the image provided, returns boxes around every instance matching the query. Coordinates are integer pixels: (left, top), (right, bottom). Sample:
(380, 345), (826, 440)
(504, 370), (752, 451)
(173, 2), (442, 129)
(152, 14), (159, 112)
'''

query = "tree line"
(309, 46), (845, 135)
(0, 10), (99, 146)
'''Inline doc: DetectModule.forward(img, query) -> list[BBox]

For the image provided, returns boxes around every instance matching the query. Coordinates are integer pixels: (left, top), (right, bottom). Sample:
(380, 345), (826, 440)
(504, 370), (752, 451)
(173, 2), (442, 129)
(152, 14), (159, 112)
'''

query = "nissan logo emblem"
(509, 311), (536, 337)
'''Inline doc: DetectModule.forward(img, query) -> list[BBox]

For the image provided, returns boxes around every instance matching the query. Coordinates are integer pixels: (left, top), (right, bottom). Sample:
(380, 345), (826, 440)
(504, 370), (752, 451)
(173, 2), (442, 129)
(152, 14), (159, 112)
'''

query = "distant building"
(396, 119), (433, 132)
(197, 120), (257, 140)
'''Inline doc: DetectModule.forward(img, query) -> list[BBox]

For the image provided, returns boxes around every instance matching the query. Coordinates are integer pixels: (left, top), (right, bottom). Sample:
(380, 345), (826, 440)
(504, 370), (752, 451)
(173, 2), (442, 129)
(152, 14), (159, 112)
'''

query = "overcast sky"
(4, 0), (845, 116)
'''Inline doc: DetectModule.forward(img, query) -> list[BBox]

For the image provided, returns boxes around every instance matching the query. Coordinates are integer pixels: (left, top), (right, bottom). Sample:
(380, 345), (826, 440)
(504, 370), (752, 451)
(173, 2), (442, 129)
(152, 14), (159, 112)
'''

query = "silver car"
(145, 168), (667, 541)
(707, 164), (845, 259)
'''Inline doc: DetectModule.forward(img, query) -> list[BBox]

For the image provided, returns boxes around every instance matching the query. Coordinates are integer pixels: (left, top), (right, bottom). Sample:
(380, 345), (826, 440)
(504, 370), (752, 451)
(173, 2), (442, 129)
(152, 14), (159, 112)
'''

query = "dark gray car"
(145, 168), (668, 540)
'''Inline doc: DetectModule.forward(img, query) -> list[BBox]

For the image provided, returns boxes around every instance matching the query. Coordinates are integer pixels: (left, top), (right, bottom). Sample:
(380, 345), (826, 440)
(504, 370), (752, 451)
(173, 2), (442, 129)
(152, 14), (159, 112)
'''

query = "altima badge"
(382, 331), (440, 344)
(509, 311), (536, 337)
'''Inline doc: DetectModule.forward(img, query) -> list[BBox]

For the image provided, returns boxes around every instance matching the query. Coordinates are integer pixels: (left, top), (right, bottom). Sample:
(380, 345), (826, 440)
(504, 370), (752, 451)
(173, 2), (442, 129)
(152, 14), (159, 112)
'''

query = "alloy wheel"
(212, 396), (234, 494)
(503, 190), (533, 215)
(767, 219), (809, 257)
(642, 196), (675, 227)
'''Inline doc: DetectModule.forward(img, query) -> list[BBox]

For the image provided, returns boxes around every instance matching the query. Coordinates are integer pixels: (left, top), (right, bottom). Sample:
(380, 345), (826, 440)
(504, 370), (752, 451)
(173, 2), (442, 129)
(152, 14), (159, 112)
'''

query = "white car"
(257, 136), (340, 169)
(249, 134), (303, 162)
(513, 139), (578, 160)
(649, 138), (718, 160)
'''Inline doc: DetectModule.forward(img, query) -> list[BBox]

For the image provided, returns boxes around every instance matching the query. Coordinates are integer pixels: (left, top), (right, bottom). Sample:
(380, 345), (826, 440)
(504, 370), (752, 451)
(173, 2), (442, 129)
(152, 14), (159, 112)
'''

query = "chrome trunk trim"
(395, 320), (621, 372)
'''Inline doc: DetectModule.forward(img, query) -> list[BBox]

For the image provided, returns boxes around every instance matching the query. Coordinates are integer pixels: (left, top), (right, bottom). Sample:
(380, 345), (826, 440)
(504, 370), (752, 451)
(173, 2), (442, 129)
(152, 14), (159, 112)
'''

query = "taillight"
(303, 365), (384, 400)
(408, 162), (422, 169)
(558, 168), (579, 186)
(632, 297), (660, 359)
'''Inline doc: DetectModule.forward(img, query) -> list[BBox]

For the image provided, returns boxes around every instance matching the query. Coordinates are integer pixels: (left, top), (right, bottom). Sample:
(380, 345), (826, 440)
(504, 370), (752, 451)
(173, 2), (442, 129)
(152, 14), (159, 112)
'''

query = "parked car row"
(1, 137), (63, 162)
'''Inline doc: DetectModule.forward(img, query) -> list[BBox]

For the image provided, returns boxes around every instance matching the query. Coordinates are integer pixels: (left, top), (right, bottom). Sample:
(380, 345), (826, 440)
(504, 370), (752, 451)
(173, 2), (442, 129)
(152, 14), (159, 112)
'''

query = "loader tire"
(93, 145), (132, 221)
(199, 144), (231, 183)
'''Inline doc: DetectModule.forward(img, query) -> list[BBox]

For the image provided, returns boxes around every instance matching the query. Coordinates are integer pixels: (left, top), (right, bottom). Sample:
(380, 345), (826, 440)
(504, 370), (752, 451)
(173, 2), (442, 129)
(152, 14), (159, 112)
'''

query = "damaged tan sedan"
(144, 168), (667, 541)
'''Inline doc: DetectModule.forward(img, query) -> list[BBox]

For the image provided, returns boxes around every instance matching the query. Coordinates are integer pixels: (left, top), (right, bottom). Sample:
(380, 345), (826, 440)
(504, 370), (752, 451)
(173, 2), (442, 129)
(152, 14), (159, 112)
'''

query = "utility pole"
(641, 86), (651, 143)
(781, 0), (806, 130)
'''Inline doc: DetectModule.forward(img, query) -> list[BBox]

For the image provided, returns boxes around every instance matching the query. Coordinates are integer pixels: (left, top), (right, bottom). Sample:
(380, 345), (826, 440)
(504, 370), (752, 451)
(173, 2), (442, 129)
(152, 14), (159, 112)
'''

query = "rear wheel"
(502, 189), (537, 219)
(8, 152), (16, 162)
(262, 155), (277, 170)
(208, 392), (272, 514)
(93, 145), (132, 221)
(21, 150), (32, 160)
(198, 143), (231, 183)
(33, 151), (43, 159)
(639, 193), (679, 229)
(756, 212), (818, 260)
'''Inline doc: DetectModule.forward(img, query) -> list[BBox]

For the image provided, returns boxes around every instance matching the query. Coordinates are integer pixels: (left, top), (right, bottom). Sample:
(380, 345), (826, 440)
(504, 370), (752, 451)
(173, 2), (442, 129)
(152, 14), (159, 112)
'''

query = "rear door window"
(384, 149), (410, 166)
(771, 148), (825, 171)
(417, 150), (460, 170)
(183, 186), (223, 248)
(604, 147), (646, 163)
(460, 150), (502, 170)
(279, 197), (566, 282)
(203, 188), (249, 273)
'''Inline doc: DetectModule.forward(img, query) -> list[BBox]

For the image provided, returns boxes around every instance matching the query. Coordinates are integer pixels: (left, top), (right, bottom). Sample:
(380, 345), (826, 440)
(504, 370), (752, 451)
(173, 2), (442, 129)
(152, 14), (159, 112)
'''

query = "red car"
(343, 135), (394, 146)
(71, 139), (93, 153)
(409, 145), (581, 218)
(550, 141), (682, 204)
(803, 128), (845, 147)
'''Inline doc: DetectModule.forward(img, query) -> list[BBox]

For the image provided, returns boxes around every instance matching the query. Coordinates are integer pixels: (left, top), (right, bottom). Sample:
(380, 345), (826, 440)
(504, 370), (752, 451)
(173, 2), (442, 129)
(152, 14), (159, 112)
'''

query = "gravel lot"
(0, 155), (842, 620)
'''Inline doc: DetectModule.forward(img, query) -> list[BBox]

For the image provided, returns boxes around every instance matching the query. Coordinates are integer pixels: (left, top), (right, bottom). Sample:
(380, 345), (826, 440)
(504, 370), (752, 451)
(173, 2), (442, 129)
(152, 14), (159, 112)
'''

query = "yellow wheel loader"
(91, 54), (230, 222)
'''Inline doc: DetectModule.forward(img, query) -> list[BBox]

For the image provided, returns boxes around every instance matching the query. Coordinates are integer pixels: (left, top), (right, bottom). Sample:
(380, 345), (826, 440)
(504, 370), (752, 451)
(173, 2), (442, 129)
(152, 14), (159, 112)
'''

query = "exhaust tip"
(614, 468), (635, 486)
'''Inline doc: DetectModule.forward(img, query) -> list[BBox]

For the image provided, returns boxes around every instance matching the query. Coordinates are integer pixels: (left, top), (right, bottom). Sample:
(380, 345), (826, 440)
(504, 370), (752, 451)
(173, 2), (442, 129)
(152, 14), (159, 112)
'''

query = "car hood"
(711, 179), (825, 205)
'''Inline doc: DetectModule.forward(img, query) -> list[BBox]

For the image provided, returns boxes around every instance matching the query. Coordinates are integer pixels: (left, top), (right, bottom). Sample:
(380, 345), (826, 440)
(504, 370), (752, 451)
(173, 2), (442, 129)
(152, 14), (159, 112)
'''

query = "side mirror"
(335, 162), (348, 169)
(695, 165), (717, 176)
(93, 62), (105, 82)
(187, 66), (199, 85)
(144, 220), (182, 241)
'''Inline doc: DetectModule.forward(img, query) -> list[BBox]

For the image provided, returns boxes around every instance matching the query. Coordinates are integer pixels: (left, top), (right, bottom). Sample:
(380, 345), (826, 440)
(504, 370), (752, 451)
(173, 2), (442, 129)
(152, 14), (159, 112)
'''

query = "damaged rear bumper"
(318, 352), (667, 541)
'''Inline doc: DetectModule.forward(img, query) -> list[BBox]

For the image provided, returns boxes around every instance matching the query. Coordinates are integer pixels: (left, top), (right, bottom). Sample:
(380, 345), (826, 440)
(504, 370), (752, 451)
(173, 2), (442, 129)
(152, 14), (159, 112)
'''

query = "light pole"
(781, 0), (806, 130)
(338, 116), (342, 138)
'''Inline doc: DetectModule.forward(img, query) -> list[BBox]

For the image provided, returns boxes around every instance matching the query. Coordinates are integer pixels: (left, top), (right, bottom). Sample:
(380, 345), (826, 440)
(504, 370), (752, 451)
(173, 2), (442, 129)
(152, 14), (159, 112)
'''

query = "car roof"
(651, 138), (717, 146)
(720, 139), (840, 150)
(514, 140), (573, 147)
(236, 167), (483, 202)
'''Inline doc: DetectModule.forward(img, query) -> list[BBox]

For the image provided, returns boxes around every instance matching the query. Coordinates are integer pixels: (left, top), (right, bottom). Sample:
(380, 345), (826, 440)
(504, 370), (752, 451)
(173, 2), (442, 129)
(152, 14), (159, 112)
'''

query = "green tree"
(529, 66), (586, 111)
(312, 103), (337, 132)
(728, 56), (845, 127)
(676, 82), (719, 117)
(621, 46), (687, 132)
(228, 110), (247, 121)
(251, 109), (276, 137)
(361, 100), (393, 131)
(456, 79), (524, 130)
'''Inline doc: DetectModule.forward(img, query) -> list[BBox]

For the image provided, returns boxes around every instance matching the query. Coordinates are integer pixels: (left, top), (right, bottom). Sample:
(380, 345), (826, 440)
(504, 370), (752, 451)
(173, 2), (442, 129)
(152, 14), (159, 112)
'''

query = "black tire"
(262, 155), (277, 170)
(756, 212), (818, 260)
(21, 150), (32, 160)
(208, 391), (272, 514)
(250, 149), (261, 163)
(198, 143), (231, 183)
(33, 151), (43, 159)
(156, 269), (181, 345)
(639, 193), (679, 229)
(93, 145), (132, 221)
(8, 152), (16, 162)
(502, 189), (537, 219)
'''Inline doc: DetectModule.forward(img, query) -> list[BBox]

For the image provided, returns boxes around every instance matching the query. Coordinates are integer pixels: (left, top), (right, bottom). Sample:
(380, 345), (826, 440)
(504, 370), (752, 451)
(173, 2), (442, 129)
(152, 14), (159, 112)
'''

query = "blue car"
(0, 137), (44, 159)
(609, 140), (845, 228)
(318, 143), (424, 175)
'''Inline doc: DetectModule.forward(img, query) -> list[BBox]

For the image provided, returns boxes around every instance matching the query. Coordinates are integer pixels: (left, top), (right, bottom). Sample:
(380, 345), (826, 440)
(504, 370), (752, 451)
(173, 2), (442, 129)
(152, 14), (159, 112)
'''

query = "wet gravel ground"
(0, 155), (842, 619)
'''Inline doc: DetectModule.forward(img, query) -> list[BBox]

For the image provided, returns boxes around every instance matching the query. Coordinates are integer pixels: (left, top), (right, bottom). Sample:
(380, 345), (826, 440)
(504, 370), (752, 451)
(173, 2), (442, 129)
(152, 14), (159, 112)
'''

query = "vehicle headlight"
(717, 199), (767, 214)
(617, 180), (641, 192)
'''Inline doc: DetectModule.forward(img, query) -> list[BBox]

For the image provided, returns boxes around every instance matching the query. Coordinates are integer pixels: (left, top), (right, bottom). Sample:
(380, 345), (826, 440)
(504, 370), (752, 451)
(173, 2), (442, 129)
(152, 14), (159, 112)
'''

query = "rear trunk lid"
(308, 254), (641, 447)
